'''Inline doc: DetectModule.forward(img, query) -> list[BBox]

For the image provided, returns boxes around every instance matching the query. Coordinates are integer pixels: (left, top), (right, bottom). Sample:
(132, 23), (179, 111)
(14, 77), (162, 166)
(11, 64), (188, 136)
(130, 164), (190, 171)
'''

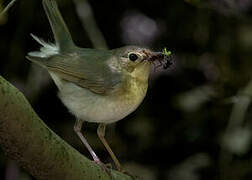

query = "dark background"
(1, 0), (252, 179)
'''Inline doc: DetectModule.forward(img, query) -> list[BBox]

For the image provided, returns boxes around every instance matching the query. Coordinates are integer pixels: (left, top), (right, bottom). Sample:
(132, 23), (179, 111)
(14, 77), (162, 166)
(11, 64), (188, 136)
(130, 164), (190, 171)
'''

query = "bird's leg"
(97, 123), (122, 171)
(74, 120), (102, 164)
(74, 120), (114, 179)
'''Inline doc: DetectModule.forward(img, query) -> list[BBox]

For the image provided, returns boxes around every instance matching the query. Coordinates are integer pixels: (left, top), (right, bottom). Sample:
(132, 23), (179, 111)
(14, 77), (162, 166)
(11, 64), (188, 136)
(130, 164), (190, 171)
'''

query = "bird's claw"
(94, 160), (114, 179)
(105, 163), (113, 169)
(95, 160), (137, 180)
(119, 168), (139, 180)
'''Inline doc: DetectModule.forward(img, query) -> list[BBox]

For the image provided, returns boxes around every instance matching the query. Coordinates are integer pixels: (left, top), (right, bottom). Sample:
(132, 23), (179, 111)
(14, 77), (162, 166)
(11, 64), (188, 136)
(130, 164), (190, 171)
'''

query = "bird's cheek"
(123, 63), (135, 73)
(132, 63), (151, 79)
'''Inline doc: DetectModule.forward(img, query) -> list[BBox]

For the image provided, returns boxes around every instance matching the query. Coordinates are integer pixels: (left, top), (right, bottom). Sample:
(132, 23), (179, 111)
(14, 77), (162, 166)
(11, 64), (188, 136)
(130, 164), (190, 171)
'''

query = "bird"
(27, 0), (172, 173)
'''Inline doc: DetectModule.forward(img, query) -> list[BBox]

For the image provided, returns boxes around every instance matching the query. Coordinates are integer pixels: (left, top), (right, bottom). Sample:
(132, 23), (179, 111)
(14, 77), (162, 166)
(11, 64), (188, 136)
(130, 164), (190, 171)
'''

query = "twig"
(73, 0), (108, 50)
(0, 0), (17, 17)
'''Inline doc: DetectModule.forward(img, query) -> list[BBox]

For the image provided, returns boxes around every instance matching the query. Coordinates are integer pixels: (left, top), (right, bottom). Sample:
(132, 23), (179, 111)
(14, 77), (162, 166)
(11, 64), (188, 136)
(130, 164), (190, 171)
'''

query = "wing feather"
(37, 51), (121, 94)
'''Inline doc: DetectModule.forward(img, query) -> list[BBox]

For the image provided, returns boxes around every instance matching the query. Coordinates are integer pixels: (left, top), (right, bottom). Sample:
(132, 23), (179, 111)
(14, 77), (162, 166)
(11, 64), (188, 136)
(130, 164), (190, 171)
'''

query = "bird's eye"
(128, 53), (138, 61)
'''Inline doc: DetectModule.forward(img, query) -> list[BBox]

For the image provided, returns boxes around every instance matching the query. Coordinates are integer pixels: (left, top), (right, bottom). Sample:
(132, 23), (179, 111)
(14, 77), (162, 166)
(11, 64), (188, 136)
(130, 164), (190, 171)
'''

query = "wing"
(28, 48), (122, 94)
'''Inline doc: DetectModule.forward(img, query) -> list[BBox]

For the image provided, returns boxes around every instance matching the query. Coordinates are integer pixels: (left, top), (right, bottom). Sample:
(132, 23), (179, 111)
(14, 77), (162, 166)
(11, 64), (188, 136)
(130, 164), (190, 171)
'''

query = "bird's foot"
(105, 163), (113, 169)
(119, 169), (139, 180)
(94, 159), (114, 179)
(94, 159), (138, 180)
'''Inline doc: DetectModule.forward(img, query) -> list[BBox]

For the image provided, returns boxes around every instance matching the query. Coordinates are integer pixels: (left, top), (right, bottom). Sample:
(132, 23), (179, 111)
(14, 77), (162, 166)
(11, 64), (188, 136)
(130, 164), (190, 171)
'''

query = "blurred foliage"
(1, 0), (252, 179)
(0, 0), (7, 25)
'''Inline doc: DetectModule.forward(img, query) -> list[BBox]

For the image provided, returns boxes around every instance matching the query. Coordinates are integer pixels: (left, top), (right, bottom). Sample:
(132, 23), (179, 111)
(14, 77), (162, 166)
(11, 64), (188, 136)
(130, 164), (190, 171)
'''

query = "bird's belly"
(58, 82), (147, 124)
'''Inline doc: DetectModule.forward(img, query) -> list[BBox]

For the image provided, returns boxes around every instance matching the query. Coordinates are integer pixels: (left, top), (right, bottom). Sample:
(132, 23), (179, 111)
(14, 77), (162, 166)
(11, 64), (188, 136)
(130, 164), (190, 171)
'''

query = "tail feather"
(42, 0), (75, 52)
(28, 34), (58, 58)
(27, 0), (75, 64)
(30, 33), (49, 47)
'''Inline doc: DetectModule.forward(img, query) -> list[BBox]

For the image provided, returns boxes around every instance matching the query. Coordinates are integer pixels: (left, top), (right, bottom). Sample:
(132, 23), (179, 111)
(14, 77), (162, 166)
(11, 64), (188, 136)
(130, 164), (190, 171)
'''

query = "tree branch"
(0, 75), (131, 180)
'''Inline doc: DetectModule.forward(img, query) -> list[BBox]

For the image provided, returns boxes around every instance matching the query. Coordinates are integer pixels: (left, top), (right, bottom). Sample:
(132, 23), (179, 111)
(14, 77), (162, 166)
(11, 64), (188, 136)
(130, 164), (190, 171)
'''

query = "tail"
(42, 0), (75, 52)
(26, 34), (58, 65)
(27, 0), (75, 64)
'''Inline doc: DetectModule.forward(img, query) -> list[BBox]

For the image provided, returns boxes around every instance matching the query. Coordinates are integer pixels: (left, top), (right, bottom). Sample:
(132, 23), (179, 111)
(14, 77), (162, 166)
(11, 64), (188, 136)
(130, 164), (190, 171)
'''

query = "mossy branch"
(0, 75), (131, 180)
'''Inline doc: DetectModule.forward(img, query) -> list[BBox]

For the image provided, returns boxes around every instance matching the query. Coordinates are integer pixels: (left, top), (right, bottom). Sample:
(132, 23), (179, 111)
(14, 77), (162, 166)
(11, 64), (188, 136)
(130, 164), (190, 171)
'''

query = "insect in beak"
(144, 48), (173, 70)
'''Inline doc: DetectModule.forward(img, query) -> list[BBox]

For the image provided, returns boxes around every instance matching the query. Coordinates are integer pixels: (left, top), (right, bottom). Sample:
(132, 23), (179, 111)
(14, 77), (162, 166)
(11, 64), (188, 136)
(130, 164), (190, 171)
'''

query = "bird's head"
(111, 46), (172, 82)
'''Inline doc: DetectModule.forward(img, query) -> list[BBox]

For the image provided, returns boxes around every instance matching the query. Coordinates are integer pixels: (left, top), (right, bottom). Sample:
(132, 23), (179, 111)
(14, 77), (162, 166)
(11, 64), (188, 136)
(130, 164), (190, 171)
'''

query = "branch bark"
(0, 75), (131, 180)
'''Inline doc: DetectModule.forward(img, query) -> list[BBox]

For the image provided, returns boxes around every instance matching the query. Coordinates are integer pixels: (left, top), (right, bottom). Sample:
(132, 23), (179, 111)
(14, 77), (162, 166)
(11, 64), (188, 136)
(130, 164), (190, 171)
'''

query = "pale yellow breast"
(57, 76), (148, 124)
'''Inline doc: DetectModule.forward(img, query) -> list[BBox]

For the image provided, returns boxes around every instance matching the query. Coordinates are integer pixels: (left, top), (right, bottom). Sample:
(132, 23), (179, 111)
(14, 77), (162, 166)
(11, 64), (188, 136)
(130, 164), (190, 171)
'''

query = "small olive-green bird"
(27, 0), (171, 172)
